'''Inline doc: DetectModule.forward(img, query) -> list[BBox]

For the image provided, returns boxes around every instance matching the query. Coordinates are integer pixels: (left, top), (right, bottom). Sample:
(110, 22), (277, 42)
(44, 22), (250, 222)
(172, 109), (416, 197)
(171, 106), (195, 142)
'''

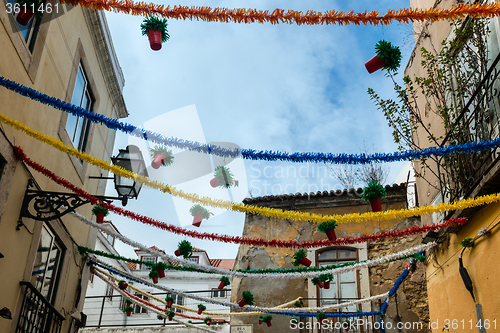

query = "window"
(134, 293), (148, 314)
(106, 234), (115, 246)
(65, 64), (93, 153)
(316, 248), (359, 312)
(6, 0), (43, 52)
(187, 256), (199, 264)
(30, 224), (63, 303)
(105, 284), (113, 302)
(212, 288), (226, 298)
(140, 256), (157, 269)
(0, 154), (6, 182)
(167, 293), (183, 313)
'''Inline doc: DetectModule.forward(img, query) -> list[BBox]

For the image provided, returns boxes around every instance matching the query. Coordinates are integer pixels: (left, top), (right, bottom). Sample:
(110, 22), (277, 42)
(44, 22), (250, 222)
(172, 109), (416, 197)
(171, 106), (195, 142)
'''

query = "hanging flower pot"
(165, 296), (174, 308)
(149, 269), (159, 284)
(140, 16), (170, 51)
(92, 205), (109, 223)
(294, 301), (302, 308)
(150, 146), (174, 169)
(365, 40), (402, 74)
(189, 204), (211, 227)
(238, 291), (254, 307)
(197, 304), (206, 315)
(318, 220), (338, 241)
(125, 299), (132, 307)
(342, 319), (351, 331)
(361, 181), (387, 212)
(118, 280), (128, 290)
(317, 281), (324, 288)
(219, 276), (230, 290)
(292, 249), (311, 267)
(16, 7), (34, 26)
(290, 318), (299, 328)
(204, 317), (212, 326)
(175, 240), (193, 258)
(311, 277), (322, 289)
(324, 281), (330, 289)
(15, 0), (43, 26)
(166, 310), (175, 321)
(316, 313), (327, 325)
(319, 273), (333, 290)
(124, 306), (134, 317)
(263, 315), (272, 327)
(153, 262), (167, 278)
(211, 166), (235, 188)
(258, 316), (263, 324)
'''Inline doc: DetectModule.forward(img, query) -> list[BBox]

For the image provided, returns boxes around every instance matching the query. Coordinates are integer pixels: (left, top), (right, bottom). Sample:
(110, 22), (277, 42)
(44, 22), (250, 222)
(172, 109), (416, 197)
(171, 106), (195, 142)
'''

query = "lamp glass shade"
(111, 145), (148, 199)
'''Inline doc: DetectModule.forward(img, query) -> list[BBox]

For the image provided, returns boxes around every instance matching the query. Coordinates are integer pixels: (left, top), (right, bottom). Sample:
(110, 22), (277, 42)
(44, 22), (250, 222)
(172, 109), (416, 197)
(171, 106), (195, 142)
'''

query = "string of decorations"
(48, 1), (500, 26)
(5, 76), (500, 165)
(93, 262), (386, 317)
(14, 145), (468, 249)
(80, 245), (426, 275)
(93, 270), (222, 332)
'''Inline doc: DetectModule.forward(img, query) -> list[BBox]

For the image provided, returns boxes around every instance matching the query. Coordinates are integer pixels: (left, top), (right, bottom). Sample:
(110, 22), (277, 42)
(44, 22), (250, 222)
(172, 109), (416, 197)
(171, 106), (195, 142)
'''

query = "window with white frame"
(134, 293), (149, 314)
(65, 64), (93, 153)
(211, 288), (226, 298)
(105, 284), (113, 302)
(140, 256), (157, 269)
(6, 0), (44, 52)
(167, 293), (183, 313)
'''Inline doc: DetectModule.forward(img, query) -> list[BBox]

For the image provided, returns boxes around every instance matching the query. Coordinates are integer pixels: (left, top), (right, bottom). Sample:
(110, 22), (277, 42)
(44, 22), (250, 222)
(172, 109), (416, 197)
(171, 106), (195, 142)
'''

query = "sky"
(102, 0), (417, 260)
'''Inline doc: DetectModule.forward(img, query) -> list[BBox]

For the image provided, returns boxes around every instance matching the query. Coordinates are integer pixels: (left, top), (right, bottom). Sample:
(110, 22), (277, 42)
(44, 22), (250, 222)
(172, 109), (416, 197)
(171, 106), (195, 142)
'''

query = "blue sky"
(103, 0), (415, 260)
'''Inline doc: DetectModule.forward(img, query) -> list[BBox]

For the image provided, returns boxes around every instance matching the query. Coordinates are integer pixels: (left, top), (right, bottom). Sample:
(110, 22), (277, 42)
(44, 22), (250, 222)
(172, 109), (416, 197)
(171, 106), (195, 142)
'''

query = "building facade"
(231, 184), (429, 333)
(0, 3), (126, 332)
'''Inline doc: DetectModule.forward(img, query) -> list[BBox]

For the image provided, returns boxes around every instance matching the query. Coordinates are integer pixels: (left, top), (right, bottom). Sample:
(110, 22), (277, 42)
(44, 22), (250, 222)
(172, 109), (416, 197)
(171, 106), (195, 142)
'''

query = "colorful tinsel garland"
(5, 76), (500, 165)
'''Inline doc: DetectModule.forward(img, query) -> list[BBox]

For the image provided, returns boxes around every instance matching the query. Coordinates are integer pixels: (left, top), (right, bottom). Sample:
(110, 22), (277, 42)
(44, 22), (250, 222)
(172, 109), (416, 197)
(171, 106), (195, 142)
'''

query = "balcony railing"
(16, 281), (65, 333)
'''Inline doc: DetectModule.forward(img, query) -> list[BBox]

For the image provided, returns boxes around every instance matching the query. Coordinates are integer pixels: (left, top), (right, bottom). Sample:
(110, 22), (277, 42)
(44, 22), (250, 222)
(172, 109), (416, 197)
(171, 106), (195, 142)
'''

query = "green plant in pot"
(124, 306), (134, 316)
(92, 204), (109, 223)
(292, 249), (311, 267)
(189, 204), (211, 227)
(319, 273), (333, 289)
(149, 269), (159, 284)
(140, 15), (169, 51)
(211, 166), (235, 188)
(318, 220), (338, 241)
(204, 316), (212, 325)
(174, 240), (193, 258)
(460, 237), (474, 248)
(197, 304), (206, 315)
(218, 276), (230, 289)
(361, 180), (386, 212)
(153, 262), (168, 278)
(316, 312), (327, 324)
(263, 315), (273, 327)
(15, 0), (43, 26)
(150, 146), (174, 169)
(165, 296), (174, 308)
(258, 315), (263, 324)
(166, 310), (175, 321)
(238, 291), (254, 307)
(365, 40), (402, 74)
(311, 277), (323, 288)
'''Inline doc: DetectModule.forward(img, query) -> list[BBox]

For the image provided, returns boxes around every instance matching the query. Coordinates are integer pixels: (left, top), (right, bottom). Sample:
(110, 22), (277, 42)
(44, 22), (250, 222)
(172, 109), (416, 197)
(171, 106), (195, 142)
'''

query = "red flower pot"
(151, 153), (165, 169)
(298, 258), (311, 267)
(168, 317), (173, 321)
(266, 320), (272, 327)
(157, 269), (165, 278)
(324, 281), (330, 289)
(167, 300), (173, 308)
(152, 276), (158, 284)
(96, 212), (105, 223)
(126, 310), (131, 317)
(365, 54), (386, 74)
(218, 281), (226, 289)
(325, 229), (337, 241)
(197, 308), (203, 315)
(126, 302), (131, 307)
(238, 299), (246, 307)
(147, 29), (162, 51)
(119, 281), (128, 290)
(16, 7), (35, 26)
(369, 198), (382, 212)
(318, 281), (324, 288)
(258, 319), (263, 325)
(192, 212), (203, 227)
(206, 320), (211, 326)
(174, 249), (181, 256)
(210, 178), (219, 188)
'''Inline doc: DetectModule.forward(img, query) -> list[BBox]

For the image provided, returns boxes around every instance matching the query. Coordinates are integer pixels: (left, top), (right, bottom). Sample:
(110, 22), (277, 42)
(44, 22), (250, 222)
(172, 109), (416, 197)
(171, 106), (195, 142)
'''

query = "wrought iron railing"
(16, 281), (65, 333)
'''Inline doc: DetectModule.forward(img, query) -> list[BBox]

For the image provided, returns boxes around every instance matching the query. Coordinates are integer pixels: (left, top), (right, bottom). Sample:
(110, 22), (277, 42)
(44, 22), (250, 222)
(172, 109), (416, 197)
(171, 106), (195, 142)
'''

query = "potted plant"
(189, 204), (211, 227)
(294, 301), (302, 308)
(124, 306), (134, 317)
(290, 318), (299, 328)
(263, 315), (273, 327)
(165, 296), (174, 308)
(238, 291), (254, 307)
(15, 0), (43, 26)
(118, 280), (128, 290)
(157, 314), (165, 320)
(258, 316), (263, 324)
(92, 205), (109, 223)
(153, 262), (168, 278)
(166, 310), (175, 321)
(140, 16), (170, 51)
(361, 180), (386, 212)
(204, 317), (212, 326)
(318, 220), (338, 241)
(174, 240), (193, 258)
(125, 299), (132, 307)
(149, 269), (159, 284)
(342, 319), (351, 331)
(197, 304), (206, 315)
(460, 237), (474, 248)
(210, 166), (235, 188)
(311, 277), (324, 289)
(218, 276), (230, 289)
(292, 249), (311, 267)
(319, 273), (333, 289)
(150, 146), (174, 169)
(365, 40), (402, 74)
(316, 312), (327, 325)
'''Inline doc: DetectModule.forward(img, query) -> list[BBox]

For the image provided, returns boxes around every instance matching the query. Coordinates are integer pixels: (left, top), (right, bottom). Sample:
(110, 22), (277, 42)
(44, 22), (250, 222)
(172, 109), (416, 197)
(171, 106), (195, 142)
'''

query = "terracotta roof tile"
(126, 262), (137, 270)
(210, 259), (235, 269)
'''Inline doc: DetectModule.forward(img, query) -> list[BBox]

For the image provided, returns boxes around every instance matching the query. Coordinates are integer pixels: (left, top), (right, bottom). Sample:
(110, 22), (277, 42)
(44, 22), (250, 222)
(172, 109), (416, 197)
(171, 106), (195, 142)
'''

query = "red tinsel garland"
(13, 146), (467, 249)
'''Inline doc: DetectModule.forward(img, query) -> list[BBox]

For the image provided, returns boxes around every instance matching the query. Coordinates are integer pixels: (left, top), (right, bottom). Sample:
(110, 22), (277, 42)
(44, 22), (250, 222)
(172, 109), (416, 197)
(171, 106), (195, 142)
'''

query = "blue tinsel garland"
(3, 76), (496, 165)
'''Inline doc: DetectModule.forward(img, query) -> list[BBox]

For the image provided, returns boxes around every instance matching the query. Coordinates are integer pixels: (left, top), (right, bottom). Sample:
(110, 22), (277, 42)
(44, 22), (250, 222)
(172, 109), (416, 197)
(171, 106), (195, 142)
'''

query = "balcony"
(16, 282), (65, 333)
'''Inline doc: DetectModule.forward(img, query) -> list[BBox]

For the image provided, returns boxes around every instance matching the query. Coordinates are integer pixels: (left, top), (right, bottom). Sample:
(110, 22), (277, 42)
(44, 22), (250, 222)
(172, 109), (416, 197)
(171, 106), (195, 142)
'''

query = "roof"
(210, 259), (235, 270)
(134, 246), (166, 255)
(192, 247), (206, 253)
(126, 262), (137, 270)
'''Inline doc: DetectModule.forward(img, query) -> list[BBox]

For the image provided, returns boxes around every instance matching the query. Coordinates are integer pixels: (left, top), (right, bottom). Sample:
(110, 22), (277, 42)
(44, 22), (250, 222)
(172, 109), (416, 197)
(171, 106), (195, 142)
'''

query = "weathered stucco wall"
(231, 185), (430, 333)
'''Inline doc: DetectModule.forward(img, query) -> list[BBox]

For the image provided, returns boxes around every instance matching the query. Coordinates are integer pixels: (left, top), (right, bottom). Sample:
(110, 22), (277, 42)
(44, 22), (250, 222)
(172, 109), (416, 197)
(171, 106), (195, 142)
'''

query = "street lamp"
(111, 145), (148, 204)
